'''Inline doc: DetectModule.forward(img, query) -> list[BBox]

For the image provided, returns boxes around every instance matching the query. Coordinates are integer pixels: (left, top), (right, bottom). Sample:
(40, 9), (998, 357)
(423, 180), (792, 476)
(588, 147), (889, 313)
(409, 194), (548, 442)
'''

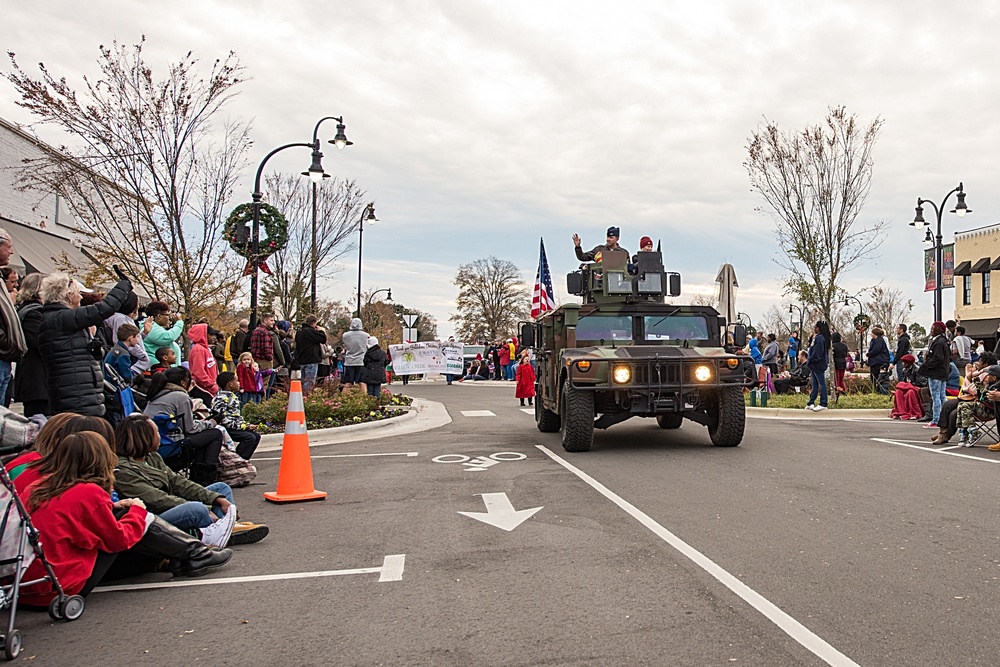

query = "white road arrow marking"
(462, 456), (499, 471)
(458, 493), (542, 531)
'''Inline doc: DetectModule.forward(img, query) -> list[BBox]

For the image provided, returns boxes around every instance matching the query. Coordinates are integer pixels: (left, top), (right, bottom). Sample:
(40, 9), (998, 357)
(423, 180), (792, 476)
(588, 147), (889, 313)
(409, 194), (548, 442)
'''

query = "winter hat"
(900, 354), (915, 364)
(640, 236), (653, 248)
(987, 364), (1000, 378)
(350, 318), (363, 330)
(606, 226), (620, 238)
(367, 336), (379, 348)
(277, 320), (291, 332)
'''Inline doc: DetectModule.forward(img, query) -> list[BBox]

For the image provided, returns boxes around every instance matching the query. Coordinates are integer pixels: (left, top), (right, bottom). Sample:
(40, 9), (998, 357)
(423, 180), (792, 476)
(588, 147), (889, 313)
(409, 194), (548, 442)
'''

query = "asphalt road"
(15, 382), (1000, 666)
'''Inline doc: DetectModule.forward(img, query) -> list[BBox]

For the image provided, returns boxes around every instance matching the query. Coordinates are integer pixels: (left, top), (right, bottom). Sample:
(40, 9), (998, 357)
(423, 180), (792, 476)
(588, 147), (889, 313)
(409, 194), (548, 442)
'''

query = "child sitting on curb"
(211, 371), (261, 461)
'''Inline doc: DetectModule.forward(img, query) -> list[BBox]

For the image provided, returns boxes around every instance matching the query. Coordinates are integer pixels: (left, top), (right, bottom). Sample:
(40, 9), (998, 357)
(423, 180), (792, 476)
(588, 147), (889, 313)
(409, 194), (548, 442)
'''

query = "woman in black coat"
(38, 273), (132, 416)
(14, 273), (48, 417)
(866, 326), (891, 394)
(361, 336), (386, 398)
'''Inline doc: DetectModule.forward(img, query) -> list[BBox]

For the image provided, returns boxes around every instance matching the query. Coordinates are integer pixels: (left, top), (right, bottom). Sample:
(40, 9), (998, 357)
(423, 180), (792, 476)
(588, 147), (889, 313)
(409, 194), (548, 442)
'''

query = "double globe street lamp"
(243, 117), (352, 330)
(910, 183), (971, 323)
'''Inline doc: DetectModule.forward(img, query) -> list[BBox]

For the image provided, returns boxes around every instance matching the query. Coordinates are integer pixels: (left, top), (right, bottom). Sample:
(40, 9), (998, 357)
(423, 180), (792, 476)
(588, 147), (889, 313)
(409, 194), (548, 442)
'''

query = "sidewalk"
(746, 406), (889, 420)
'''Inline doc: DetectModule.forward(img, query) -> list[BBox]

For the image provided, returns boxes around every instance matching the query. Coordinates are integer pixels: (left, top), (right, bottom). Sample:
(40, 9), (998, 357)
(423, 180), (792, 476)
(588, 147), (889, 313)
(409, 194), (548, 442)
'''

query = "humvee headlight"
(576, 360), (591, 372)
(694, 365), (712, 382)
(612, 366), (631, 384)
(727, 358), (740, 369)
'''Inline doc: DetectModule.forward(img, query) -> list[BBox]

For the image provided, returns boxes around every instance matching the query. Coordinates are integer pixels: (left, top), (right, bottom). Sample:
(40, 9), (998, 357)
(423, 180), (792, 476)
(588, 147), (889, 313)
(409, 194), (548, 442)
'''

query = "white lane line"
(537, 445), (859, 667)
(461, 410), (496, 417)
(520, 408), (534, 415)
(253, 452), (418, 461)
(870, 438), (1000, 463)
(93, 555), (406, 593)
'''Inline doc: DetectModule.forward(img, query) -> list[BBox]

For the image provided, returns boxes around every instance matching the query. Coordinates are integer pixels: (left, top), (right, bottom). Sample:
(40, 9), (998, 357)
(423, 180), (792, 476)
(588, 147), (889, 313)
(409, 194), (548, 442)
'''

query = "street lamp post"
(366, 288), (392, 307)
(301, 116), (352, 313)
(247, 119), (352, 330)
(844, 293), (866, 364)
(355, 202), (378, 317)
(788, 304), (805, 368)
(910, 183), (971, 323)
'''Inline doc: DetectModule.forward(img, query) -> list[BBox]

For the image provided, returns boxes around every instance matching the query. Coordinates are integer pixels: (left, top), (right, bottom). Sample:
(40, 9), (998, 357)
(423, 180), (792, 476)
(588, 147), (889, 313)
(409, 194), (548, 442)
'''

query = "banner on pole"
(389, 341), (465, 375)
(924, 243), (955, 292)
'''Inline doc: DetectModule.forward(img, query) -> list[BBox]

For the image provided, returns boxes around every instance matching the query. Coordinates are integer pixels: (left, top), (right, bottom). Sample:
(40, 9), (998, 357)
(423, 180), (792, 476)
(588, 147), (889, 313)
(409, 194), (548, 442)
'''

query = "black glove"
(113, 264), (129, 282)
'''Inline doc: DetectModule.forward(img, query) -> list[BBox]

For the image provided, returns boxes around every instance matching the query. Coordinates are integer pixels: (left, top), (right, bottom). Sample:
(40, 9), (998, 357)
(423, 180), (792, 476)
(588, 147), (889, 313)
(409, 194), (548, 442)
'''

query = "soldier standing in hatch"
(572, 226), (630, 263)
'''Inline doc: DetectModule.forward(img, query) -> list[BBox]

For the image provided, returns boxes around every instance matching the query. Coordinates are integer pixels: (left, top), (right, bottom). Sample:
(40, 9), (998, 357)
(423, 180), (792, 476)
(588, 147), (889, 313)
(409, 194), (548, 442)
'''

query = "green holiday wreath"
(224, 202), (289, 260)
(853, 313), (871, 332)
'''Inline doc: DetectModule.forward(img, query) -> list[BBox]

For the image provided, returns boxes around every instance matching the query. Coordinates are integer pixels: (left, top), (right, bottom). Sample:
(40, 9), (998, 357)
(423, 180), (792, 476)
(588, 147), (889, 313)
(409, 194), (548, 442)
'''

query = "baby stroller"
(0, 461), (84, 660)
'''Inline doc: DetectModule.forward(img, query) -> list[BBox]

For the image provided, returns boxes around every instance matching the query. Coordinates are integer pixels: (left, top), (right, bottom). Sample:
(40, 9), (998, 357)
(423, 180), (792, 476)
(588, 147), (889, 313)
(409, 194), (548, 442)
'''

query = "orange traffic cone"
(264, 380), (328, 503)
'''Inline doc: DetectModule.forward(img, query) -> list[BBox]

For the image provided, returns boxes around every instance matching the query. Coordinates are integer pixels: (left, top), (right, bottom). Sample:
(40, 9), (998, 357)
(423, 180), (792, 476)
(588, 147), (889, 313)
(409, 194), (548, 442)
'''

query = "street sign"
(403, 327), (418, 342)
(458, 493), (542, 531)
(402, 314), (418, 327)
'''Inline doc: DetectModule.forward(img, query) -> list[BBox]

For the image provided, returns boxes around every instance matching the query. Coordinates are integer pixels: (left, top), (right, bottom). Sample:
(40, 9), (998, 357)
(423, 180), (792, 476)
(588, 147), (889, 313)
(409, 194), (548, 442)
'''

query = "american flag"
(531, 238), (556, 318)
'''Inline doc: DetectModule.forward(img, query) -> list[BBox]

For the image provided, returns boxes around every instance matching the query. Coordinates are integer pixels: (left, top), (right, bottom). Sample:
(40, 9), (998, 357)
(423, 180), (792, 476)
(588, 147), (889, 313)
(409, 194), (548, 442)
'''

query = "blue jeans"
(0, 360), (11, 407)
(300, 363), (318, 391)
(788, 353), (798, 370)
(157, 482), (234, 530)
(366, 383), (382, 398)
(808, 369), (828, 407)
(928, 378), (947, 425)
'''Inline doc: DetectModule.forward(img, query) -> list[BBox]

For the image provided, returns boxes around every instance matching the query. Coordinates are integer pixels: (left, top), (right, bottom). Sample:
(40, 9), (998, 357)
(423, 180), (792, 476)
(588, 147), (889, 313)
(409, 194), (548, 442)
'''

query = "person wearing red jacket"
(515, 352), (536, 406)
(20, 431), (232, 606)
(498, 341), (511, 381)
(187, 322), (218, 403)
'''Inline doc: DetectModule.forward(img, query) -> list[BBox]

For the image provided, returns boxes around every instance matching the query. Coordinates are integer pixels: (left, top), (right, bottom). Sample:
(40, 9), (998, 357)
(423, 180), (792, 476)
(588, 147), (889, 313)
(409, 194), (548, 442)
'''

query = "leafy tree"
(745, 106), (886, 323)
(6, 38), (250, 321)
(450, 257), (530, 342)
(908, 323), (928, 349)
(392, 304), (438, 341)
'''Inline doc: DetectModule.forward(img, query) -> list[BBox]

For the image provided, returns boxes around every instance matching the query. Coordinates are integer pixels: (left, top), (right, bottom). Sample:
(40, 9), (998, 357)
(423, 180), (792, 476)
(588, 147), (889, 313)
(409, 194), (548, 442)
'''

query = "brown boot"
(932, 428), (950, 445)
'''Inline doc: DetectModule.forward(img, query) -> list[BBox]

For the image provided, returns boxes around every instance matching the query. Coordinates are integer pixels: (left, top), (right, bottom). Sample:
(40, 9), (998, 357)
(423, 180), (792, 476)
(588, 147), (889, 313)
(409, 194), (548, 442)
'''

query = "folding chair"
(966, 415), (1000, 448)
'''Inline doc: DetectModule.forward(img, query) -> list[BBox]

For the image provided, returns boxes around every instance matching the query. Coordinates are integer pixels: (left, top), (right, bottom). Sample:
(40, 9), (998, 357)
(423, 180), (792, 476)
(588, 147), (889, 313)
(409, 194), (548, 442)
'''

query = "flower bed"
(242, 384), (413, 434)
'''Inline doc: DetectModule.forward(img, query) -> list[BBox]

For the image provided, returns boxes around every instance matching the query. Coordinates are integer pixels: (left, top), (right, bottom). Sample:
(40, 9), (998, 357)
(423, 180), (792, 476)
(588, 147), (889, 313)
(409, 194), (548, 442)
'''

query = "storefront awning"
(954, 261), (973, 276)
(990, 257), (1000, 271)
(4, 220), (91, 277)
(972, 257), (992, 273)
(959, 317), (1000, 340)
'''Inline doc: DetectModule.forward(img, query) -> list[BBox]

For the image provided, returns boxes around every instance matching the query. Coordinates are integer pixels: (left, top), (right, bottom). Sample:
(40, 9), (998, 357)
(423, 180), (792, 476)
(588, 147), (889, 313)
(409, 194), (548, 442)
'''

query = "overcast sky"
(4, 0), (1000, 338)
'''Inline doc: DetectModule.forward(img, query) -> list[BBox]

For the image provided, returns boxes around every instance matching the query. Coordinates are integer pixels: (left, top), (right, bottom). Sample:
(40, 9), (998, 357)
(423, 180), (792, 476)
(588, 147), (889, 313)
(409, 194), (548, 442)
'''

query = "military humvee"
(521, 248), (754, 452)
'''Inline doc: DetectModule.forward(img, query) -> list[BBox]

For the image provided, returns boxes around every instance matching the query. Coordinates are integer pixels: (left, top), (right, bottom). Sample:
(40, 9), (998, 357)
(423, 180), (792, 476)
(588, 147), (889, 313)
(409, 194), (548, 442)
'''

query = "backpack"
(151, 412), (190, 463)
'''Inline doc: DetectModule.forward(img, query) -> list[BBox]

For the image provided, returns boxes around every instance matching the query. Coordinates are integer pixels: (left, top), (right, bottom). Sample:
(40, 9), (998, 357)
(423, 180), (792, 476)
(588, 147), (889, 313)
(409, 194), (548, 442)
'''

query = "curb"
(257, 398), (450, 451)
(746, 406), (889, 420)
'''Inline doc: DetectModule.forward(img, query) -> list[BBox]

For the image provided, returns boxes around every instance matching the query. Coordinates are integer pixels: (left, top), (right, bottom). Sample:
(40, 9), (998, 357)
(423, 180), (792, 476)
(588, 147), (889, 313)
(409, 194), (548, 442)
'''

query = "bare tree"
(5, 38), (250, 320)
(259, 173), (367, 322)
(745, 106), (887, 323)
(451, 257), (530, 342)
(863, 286), (913, 347)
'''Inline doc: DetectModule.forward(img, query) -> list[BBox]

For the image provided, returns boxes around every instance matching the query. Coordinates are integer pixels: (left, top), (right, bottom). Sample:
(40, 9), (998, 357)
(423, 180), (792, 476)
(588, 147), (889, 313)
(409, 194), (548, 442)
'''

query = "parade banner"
(389, 341), (465, 375)
(924, 243), (955, 292)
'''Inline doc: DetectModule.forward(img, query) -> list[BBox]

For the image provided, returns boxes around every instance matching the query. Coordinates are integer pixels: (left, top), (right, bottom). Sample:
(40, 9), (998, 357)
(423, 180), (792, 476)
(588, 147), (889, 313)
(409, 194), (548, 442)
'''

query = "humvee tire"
(560, 380), (594, 452)
(656, 413), (683, 429)
(707, 387), (745, 447)
(536, 396), (561, 432)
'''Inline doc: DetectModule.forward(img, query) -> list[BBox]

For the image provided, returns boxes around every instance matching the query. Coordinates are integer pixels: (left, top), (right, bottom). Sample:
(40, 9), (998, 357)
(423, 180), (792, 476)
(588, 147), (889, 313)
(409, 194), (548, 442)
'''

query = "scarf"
(0, 289), (27, 359)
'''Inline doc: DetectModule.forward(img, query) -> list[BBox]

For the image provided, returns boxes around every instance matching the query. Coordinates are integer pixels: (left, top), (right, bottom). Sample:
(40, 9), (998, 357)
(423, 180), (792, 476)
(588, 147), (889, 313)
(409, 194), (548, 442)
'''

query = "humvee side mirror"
(668, 272), (681, 297)
(519, 322), (535, 349)
(566, 271), (584, 296)
(733, 324), (747, 349)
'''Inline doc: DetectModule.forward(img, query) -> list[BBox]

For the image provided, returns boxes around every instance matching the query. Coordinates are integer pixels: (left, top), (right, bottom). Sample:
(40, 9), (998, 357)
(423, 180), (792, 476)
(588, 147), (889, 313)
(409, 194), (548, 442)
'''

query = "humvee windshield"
(576, 315), (633, 342)
(643, 315), (710, 342)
